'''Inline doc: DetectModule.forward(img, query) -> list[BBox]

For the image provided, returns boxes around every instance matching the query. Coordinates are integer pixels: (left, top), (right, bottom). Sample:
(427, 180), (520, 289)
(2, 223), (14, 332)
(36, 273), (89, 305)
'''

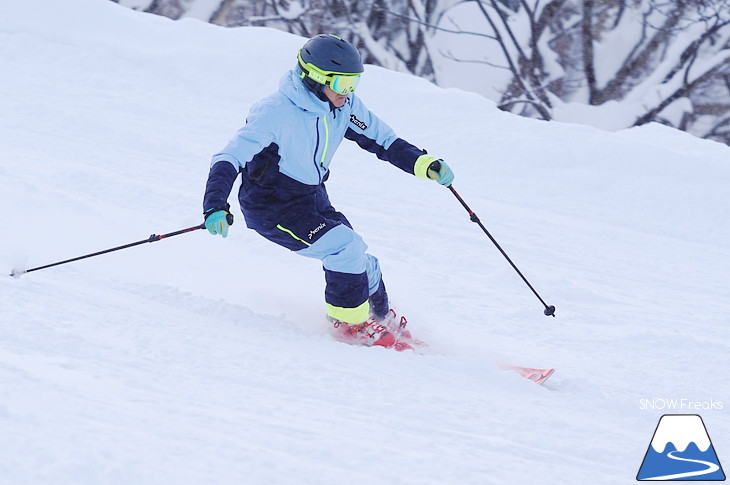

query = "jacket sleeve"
(344, 95), (425, 175)
(203, 161), (238, 213)
(203, 102), (276, 213)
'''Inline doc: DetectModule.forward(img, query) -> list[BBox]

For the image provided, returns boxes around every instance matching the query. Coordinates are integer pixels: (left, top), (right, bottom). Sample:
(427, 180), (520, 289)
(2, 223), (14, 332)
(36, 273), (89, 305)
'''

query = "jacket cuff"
(414, 154), (437, 180)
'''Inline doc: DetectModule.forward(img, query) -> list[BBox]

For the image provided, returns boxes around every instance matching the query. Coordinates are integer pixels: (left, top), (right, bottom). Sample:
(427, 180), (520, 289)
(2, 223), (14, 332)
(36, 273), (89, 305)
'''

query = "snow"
(1, 0), (730, 484)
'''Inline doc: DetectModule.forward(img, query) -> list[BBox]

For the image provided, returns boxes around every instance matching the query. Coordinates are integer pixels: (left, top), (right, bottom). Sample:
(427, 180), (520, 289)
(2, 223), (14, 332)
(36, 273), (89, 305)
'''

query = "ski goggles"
(328, 73), (360, 95)
(298, 51), (362, 95)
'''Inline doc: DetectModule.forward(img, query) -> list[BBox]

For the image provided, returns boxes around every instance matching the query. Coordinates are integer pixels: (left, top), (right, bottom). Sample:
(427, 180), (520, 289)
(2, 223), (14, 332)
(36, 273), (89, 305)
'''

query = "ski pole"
(433, 163), (555, 316)
(9, 223), (210, 277)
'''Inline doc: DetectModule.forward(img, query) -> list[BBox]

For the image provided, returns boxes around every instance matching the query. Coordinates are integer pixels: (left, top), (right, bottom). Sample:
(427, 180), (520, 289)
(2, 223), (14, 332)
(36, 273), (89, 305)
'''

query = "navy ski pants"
(251, 184), (387, 323)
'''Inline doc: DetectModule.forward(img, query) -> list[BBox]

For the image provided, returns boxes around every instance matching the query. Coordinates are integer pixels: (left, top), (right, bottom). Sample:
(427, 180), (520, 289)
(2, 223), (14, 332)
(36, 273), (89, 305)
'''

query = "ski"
(329, 310), (555, 385)
(499, 365), (555, 385)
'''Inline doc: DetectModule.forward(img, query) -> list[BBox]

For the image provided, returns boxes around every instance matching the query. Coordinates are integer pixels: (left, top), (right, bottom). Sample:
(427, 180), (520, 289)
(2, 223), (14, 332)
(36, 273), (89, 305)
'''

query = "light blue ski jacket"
(203, 69), (425, 229)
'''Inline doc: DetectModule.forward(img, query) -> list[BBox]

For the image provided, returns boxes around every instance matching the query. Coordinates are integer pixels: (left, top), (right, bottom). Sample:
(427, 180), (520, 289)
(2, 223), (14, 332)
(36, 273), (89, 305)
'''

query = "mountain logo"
(637, 414), (725, 481)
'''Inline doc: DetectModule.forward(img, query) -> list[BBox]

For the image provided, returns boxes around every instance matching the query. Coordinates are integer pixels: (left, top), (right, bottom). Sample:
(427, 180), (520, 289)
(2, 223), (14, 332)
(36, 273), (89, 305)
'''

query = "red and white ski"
(330, 310), (555, 385)
(390, 335), (555, 385)
(498, 365), (555, 385)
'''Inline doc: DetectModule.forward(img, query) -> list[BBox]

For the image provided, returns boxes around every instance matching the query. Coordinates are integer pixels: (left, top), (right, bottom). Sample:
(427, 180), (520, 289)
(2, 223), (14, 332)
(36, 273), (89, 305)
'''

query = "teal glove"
(427, 159), (454, 186)
(204, 209), (233, 238)
(415, 154), (454, 186)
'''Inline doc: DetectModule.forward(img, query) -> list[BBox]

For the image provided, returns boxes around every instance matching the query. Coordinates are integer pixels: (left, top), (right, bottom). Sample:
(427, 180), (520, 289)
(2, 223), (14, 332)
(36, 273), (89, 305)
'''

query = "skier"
(202, 34), (454, 346)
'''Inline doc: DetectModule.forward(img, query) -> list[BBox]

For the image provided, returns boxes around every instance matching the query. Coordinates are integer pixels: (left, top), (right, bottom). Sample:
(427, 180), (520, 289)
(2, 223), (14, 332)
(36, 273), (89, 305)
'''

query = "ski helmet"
(297, 34), (364, 101)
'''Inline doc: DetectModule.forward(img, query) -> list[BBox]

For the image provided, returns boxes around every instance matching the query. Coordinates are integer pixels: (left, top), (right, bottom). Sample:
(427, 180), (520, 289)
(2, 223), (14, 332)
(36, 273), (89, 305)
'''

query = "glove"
(415, 154), (454, 186)
(427, 159), (454, 186)
(204, 208), (234, 238)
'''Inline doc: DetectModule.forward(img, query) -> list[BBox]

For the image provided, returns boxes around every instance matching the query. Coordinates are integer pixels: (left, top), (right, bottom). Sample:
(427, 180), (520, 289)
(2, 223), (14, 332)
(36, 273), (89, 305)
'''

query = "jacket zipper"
(313, 118), (322, 185)
(320, 114), (330, 168)
(313, 114), (330, 185)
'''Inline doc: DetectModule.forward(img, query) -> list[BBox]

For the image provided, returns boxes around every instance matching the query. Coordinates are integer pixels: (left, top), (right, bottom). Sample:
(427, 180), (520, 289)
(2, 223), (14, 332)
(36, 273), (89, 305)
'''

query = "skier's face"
(324, 86), (348, 108)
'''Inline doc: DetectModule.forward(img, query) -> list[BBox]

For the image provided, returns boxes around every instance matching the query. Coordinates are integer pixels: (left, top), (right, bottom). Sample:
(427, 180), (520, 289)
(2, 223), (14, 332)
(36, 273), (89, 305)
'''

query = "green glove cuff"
(414, 154), (438, 180)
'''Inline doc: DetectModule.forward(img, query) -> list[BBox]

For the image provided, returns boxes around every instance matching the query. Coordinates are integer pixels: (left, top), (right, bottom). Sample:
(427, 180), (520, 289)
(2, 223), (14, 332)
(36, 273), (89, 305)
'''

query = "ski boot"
(328, 308), (415, 351)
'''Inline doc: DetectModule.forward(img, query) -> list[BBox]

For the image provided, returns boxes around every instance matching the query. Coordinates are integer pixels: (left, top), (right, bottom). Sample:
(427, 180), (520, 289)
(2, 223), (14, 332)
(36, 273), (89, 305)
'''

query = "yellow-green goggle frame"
(298, 51), (361, 95)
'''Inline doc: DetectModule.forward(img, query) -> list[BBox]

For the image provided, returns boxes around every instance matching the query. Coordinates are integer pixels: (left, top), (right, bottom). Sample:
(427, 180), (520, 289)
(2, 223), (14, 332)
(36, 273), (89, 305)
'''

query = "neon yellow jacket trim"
(414, 153), (438, 180)
(320, 115), (329, 166)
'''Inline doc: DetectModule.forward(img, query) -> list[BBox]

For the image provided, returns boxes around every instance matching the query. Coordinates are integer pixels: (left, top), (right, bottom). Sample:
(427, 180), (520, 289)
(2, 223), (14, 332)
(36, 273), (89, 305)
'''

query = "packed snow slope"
(1, 1), (729, 484)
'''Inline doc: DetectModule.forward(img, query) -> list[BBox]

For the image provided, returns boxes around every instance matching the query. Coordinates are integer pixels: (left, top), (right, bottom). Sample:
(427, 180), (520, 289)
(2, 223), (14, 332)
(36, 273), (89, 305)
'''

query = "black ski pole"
(432, 163), (555, 316)
(10, 223), (209, 277)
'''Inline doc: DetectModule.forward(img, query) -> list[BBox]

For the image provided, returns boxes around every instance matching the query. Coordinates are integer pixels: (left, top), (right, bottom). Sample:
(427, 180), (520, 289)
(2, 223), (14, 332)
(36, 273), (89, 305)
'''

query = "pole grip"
(427, 160), (441, 180)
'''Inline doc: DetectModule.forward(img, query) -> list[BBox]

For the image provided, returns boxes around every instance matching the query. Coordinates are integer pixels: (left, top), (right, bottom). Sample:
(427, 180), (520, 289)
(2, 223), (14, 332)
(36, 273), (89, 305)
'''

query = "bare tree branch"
(634, 54), (730, 126)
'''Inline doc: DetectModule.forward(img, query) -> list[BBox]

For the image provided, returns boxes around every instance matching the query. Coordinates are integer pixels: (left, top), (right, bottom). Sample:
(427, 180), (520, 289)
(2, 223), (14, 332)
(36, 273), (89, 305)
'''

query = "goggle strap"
(307, 70), (328, 85)
(298, 53), (359, 94)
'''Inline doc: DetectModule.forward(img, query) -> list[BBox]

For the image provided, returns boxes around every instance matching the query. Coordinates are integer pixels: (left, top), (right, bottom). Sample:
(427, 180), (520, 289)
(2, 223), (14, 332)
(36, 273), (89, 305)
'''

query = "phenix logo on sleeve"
(349, 114), (367, 130)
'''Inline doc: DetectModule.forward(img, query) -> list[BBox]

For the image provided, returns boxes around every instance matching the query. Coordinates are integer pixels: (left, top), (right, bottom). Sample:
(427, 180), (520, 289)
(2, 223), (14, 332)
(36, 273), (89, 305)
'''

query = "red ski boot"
(328, 309), (420, 351)
(330, 317), (394, 347)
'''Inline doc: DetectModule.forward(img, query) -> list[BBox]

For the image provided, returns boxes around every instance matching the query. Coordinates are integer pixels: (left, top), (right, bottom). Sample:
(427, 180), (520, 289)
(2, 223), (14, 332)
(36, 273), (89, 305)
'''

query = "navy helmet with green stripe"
(297, 34), (364, 101)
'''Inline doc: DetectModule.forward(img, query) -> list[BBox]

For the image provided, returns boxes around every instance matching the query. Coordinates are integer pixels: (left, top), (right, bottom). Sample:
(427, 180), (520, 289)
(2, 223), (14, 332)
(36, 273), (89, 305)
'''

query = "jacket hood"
(279, 70), (331, 116)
